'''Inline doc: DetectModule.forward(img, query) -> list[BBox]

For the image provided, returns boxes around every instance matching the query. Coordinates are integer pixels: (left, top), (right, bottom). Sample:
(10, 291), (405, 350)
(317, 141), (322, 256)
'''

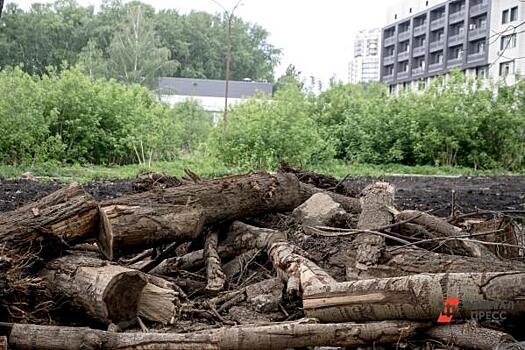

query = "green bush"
(209, 86), (334, 169)
(0, 66), (208, 165)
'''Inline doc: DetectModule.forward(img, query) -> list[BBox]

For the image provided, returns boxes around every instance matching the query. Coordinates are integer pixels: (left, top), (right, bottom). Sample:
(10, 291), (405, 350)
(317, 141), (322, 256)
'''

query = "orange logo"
(437, 297), (461, 323)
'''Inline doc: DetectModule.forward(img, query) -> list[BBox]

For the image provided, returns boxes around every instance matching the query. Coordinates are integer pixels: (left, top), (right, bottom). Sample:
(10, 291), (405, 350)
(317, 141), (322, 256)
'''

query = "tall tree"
(107, 4), (177, 86)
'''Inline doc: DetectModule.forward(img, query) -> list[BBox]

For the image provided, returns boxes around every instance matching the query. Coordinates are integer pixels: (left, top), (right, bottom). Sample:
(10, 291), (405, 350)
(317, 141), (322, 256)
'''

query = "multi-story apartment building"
(348, 28), (382, 84)
(380, 0), (524, 92)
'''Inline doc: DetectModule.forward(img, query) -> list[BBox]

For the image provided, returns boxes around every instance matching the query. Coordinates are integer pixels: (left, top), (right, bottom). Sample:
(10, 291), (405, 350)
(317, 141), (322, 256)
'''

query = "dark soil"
(1, 175), (523, 215)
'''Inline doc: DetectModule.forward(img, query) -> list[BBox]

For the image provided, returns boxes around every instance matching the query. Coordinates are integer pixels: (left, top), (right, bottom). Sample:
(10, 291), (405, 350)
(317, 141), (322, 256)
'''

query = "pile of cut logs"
(1, 171), (524, 350)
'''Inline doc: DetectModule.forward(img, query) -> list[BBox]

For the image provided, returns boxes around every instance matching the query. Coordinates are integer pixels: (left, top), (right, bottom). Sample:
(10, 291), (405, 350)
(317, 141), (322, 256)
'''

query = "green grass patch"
(0, 158), (520, 184)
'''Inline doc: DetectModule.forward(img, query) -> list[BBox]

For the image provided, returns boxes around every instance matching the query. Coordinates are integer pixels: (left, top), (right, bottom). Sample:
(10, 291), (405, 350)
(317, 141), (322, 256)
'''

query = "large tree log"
(345, 246), (525, 279)
(2, 323), (217, 350)
(2, 320), (426, 350)
(425, 322), (516, 350)
(43, 255), (147, 324)
(0, 183), (98, 264)
(98, 204), (205, 260)
(102, 172), (307, 224)
(0, 184), (98, 321)
(229, 221), (335, 292)
(347, 182), (394, 279)
(303, 271), (525, 323)
(300, 183), (361, 214)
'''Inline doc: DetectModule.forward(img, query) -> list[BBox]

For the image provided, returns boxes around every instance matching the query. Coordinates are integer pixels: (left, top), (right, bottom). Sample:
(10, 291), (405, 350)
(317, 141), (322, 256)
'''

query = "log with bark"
(345, 246), (525, 279)
(205, 231), (226, 293)
(347, 182), (395, 279)
(303, 271), (525, 323)
(1, 320), (426, 350)
(424, 322), (516, 350)
(98, 203), (205, 260)
(43, 255), (147, 324)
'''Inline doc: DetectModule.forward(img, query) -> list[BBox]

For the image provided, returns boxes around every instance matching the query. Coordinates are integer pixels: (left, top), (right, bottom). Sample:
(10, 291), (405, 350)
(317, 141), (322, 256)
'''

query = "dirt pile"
(0, 169), (524, 350)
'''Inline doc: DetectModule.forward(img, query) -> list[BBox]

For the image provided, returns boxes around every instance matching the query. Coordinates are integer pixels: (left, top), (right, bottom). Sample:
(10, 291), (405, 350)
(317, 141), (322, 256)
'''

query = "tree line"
(0, 0), (281, 86)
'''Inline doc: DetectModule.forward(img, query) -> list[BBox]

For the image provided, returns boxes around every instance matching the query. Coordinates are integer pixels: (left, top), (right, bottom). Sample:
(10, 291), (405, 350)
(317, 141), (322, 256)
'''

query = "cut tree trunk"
(138, 282), (179, 325)
(0, 183), (98, 266)
(205, 231), (226, 293)
(300, 183), (361, 214)
(347, 182), (395, 279)
(98, 204), (205, 260)
(43, 255), (147, 324)
(102, 172), (308, 225)
(303, 271), (525, 323)
(425, 322), (516, 350)
(346, 246), (525, 279)
(229, 221), (335, 293)
(3, 323), (217, 350)
(3, 320), (426, 350)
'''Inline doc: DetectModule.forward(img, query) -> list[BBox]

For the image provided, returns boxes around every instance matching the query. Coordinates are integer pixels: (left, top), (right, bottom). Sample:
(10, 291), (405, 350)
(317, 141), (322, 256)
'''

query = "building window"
(476, 66), (488, 79)
(502, 9), (509, 24)
(395, 14), (398, 20)
(410, 7), (412, 13)
(426, 1), (429, 6)
(389, 84), (396, 94)
(499, 60), (515, 76)
(510, 6), (518, 22)
(418, 80), (426, 90)
(501, 34), (517, 50)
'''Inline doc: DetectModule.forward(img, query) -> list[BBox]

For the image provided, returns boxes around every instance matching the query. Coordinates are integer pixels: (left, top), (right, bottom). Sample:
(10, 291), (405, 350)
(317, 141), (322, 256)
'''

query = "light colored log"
(303, 271), (525, 323)
(205, 231), (226, 293)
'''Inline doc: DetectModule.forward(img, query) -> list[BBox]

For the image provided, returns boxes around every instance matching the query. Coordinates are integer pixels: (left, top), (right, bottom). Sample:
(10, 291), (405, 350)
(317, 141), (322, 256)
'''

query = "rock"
(293, 193), (347, 227)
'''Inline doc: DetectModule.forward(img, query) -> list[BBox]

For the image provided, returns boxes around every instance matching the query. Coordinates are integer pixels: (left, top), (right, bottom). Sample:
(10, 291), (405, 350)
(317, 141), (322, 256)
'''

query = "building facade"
(348, 29), (382, 84)
(157, 77), (272, 122)
(380, 0), (524, 92)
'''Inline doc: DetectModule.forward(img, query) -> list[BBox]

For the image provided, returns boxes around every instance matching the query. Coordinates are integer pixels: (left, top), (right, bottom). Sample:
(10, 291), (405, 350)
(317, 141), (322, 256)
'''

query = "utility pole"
(0, 0), (5, 19)
(211, 0), (243, 131)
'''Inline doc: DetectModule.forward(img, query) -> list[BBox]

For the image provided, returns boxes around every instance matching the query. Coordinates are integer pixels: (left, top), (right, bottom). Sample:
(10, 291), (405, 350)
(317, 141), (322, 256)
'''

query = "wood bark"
(3, 320), (425, 350)
(98, 203), (205, 260)
(0, 183), (98, 267)
(425, 322), (516, 350)
(3, 323), (217, 350)
(229, 222), (335, 293)
(0, 336), (6, 350)
(102, 172), (308, 225)
(43, 255), (147, 324)
(303, 271), (525, 323)
(205, 231), (226, 293)
(396, 210), (496, 259)
(347, 182), (395, 279)
(346, 246), (525, 279)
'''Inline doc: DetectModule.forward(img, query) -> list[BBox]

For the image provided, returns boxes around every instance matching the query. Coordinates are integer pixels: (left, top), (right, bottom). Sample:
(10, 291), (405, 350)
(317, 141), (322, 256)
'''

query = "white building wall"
(386, 0), (445, 23)
(488, 0), (524, 84)
(160, 95), (246, 123)
(348, 29), (382, 84)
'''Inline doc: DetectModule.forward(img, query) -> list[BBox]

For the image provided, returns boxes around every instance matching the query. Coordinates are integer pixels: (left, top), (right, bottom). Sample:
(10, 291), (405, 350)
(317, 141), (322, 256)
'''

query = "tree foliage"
(209, 86), (334, 169)
(0, 0), (281, 84)
(0, 67), (212, 165)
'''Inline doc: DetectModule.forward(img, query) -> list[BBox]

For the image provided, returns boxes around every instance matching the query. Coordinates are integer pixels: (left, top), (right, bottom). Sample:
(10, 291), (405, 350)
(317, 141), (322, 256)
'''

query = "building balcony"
(448, 33), (464, 46)
(467, 51), (485, 62)
(468, 27), (487, 41)
(397, 71), (409, 80)
(413, 46), (426, 57)
(383, 55), (395, 65)
(447, 57), (463, 67)
(449, 10), (466, 24)
(428, 62), (444, 72)
(470, 2), (489, 16)
(398, 31), (411, 41)
(398, 51), (410, 61)
(430, 17), (445, 30)
(412, 67), (425, 75)
(382, 74), (394, 83)
(384, 36), (396, 46)
(413, 24), (426, 35)
(429, 39), (445, 52)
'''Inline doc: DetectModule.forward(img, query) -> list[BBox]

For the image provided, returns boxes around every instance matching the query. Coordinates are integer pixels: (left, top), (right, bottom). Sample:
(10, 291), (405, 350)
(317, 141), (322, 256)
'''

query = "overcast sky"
(10, 0), (392, 83)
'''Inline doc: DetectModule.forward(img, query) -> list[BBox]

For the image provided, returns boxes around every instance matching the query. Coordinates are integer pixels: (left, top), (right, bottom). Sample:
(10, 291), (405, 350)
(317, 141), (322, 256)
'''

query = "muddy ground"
(1, 175), (523, 214)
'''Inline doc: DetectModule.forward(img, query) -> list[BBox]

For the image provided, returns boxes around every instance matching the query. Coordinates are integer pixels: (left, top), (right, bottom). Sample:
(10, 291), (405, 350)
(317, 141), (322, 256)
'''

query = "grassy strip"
(0, 158), (520, 184)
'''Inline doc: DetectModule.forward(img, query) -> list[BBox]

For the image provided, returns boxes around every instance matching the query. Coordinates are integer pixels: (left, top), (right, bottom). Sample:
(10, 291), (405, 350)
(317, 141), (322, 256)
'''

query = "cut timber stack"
(0, 170), (524, 350)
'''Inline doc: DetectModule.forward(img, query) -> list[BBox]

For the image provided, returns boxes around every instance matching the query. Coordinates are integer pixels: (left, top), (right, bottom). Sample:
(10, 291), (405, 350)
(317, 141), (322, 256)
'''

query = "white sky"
(10, 0), (392, 83)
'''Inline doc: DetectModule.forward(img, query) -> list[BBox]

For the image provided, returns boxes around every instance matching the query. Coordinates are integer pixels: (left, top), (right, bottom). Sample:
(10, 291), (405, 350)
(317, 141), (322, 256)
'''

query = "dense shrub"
(314, 72), (525, 170)
(0, 67), (212, 165)
(208, 86), (334, 169)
